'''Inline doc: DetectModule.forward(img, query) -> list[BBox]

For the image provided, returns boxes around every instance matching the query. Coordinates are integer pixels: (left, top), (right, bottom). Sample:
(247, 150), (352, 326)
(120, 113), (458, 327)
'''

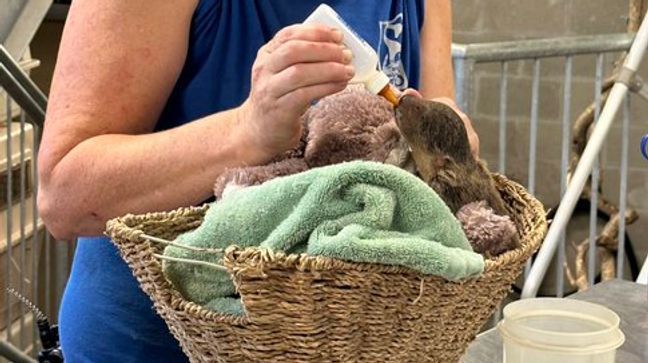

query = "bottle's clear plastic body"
(304, 4), (400, 104)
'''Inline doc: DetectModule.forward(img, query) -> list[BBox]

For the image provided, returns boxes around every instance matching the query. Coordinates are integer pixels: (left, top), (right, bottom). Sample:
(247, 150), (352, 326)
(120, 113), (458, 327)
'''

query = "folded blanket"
(163, 161), (484, 315)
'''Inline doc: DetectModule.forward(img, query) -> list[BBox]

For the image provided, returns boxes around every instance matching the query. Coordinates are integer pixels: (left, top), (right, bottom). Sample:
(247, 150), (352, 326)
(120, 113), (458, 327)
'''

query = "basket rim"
(106, 173), (547, 324)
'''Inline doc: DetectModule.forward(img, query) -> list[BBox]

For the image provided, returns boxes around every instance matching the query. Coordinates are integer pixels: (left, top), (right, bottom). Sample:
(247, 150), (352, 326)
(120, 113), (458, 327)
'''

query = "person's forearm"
(418, 1), (479, 156)
(419, 0), (455, 100)
(38, 107), (268, 239)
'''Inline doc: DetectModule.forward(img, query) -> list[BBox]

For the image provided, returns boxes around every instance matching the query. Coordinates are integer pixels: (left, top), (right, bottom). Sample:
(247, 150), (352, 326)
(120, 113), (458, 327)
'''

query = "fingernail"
(342, 49), (353, 64)
(345, 65), (355, 79)
(331, 28), (343, 43)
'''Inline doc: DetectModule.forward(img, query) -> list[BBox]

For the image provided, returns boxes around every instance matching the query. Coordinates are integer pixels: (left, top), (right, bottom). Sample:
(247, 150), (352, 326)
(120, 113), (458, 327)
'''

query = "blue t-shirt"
(59, 1), (424, 361)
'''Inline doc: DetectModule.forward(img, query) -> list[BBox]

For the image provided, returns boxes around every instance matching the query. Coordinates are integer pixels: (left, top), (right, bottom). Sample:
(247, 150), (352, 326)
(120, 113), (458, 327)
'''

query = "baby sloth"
(395, 96), (520, 256)
(395, 96), (510, 217)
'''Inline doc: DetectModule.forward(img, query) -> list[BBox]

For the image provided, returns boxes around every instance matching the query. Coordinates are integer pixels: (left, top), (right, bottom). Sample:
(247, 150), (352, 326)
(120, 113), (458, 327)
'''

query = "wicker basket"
(106, 174), (547, 363)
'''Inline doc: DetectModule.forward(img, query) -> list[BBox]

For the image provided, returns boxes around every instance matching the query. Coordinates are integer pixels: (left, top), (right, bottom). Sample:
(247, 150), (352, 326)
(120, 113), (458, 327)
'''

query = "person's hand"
(402, 89), (480, 158)
(238, 24), (354, 157)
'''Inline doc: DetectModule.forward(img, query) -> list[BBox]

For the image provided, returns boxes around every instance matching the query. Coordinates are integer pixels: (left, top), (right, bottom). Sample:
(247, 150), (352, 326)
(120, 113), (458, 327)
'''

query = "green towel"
(163, 161), (484, 315)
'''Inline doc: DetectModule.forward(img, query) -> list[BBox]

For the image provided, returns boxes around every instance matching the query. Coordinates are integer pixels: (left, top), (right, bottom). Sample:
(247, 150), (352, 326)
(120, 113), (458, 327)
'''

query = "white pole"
(521, 13), (648, 299)
(638, 255), (648, 284)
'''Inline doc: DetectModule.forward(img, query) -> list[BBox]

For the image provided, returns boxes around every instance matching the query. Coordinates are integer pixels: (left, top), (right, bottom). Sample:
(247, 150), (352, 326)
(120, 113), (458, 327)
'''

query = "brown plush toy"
(214, 86), (413, 198)
(303, 86), (410, 168)
(456, 201), (519, 258)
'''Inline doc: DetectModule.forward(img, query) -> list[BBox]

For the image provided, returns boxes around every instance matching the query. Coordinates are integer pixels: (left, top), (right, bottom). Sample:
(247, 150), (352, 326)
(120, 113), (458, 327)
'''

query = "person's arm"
(419, 0), (455, 99)
(38, 0), (352, 240)
(418, 0), (479, 156)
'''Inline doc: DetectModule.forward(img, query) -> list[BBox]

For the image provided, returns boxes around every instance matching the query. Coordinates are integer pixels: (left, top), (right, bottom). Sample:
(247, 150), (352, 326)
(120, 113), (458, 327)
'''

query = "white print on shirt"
(378, 13), (408, 90)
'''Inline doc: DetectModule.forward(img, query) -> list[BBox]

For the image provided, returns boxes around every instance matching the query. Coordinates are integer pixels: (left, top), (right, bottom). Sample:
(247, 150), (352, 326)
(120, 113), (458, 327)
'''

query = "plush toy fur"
(303, 86), (404, 167)
(214, 86), (413, 198)
(456, 202), (519, 258)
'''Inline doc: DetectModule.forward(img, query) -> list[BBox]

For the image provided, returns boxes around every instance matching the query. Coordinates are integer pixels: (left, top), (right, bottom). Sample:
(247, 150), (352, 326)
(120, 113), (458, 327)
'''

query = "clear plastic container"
(303, 4), (398, 101)
(497, 298), (625, 363)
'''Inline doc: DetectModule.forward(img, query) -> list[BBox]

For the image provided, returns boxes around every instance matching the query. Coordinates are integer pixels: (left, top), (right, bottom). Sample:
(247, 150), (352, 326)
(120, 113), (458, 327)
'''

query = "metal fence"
(452, 32), (646, 299)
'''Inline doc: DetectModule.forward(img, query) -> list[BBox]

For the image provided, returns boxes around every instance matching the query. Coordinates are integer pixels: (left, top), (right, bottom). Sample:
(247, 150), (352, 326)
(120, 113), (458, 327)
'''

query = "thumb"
(402, 88), (423, 99)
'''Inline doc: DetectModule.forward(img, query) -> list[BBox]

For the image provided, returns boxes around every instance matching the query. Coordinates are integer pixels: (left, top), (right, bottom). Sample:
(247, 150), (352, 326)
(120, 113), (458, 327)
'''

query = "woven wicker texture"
(106, 174), (547, 363)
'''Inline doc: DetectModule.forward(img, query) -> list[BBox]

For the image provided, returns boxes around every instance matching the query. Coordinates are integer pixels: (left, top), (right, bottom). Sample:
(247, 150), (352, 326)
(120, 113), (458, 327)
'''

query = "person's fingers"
(264, 24), (343, 54)
(275, 24), (343, 44)
(402, 88), (423, 98)
(277, 81), (349, 113)
(267, 40), (352, 73)
(243, 24), (349, 156)
(433, 97), (456, 108)
(458, 114), (480, 158)
(469, 134), (480, 158)
(270, 62), (353, 98)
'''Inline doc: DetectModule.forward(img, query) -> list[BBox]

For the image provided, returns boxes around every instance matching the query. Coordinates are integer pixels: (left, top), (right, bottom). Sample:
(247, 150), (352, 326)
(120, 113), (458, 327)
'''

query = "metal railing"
(453, 32), (645, 299)
(453, 33), (635, 113)
(1, 43), (65, 363)
(0, 46), (45, 126)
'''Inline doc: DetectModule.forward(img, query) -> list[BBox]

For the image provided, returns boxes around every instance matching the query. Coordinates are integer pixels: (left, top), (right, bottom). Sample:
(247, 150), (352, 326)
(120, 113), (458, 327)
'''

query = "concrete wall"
(453, 0), (647, 277)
